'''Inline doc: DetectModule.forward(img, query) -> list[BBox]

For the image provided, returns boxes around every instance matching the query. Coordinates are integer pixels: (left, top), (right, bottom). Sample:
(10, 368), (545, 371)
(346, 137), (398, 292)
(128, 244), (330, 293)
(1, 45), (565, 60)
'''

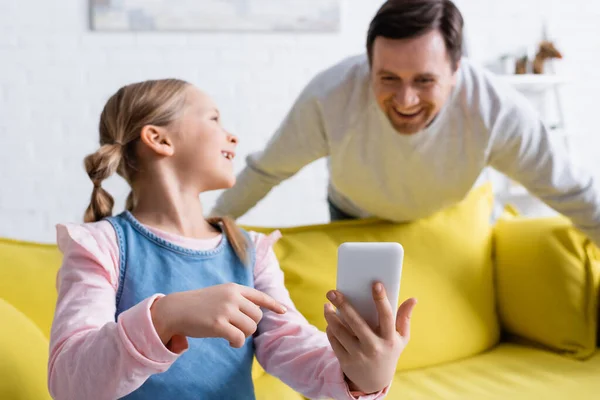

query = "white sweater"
(211, 55), (600, 246)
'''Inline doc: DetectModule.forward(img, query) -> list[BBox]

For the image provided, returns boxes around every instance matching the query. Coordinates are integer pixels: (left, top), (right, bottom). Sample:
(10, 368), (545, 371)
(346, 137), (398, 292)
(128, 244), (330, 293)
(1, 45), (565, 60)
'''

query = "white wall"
(1, 0), (599, 243)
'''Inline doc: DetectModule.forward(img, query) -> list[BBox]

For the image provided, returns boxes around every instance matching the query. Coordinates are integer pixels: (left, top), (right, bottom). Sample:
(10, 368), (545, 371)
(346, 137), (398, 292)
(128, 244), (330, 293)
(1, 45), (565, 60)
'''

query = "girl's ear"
(140, 125), (174, 157)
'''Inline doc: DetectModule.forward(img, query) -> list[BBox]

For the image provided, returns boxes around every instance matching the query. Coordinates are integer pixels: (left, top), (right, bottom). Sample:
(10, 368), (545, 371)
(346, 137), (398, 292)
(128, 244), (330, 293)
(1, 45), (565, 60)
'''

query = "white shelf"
(499, 74), (567, 92)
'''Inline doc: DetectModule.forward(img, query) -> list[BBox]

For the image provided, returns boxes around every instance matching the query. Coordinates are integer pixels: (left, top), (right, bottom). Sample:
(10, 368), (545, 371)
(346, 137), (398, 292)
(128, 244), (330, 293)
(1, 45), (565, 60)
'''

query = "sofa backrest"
(245, 183), (500, 372)
(0, 238), (61, 339)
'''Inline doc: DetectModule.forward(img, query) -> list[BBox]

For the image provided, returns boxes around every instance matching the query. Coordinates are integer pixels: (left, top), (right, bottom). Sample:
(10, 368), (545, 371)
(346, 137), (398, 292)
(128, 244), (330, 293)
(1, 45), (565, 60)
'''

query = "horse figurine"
(532, 41), (562, 74)
(515, 41), (563, 74)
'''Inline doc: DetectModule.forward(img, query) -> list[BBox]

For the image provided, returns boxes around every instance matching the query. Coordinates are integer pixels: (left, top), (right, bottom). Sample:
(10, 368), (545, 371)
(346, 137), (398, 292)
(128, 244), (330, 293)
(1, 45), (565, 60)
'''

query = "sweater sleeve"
(210, 85), (329, 220)
(487, 84), (600, 246)
(48, 222), (186, 400)
(250, 231), (389, 400)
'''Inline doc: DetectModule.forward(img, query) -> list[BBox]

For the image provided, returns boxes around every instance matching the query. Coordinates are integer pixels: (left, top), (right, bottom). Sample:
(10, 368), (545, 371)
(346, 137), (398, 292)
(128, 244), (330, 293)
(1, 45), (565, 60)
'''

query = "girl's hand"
(324, 283), (417, 394)
(151, 283), (287, 348)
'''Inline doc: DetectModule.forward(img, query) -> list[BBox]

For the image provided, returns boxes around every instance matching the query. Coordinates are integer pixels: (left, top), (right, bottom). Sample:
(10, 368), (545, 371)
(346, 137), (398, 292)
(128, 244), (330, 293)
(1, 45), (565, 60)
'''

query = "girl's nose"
(227, 133), (238, 144)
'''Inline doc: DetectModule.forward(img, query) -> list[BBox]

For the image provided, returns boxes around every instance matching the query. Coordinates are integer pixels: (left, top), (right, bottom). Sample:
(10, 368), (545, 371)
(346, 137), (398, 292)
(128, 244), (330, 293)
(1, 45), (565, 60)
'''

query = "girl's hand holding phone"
(324, 283), (417, 394)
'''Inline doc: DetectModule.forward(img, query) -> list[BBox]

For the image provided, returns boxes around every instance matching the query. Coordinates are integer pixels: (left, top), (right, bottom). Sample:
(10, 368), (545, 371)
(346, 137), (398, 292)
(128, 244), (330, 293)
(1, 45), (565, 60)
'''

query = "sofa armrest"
(494, 212), (600, 359)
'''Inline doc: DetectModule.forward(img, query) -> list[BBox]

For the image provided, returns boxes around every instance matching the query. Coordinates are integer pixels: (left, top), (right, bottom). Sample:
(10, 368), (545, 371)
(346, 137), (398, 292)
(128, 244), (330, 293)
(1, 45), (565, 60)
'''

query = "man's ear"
(140, 125), (174, 157)
(451, 58), (461, 85)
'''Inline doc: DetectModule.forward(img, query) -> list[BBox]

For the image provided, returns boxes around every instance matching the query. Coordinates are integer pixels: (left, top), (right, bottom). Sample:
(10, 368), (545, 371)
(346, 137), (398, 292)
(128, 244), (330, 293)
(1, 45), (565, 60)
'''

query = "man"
(211, 0), (600, 246)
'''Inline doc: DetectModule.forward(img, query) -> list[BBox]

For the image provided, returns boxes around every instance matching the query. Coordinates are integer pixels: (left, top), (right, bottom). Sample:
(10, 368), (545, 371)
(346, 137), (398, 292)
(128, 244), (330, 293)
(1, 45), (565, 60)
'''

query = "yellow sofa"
(2, 184), (599, 399)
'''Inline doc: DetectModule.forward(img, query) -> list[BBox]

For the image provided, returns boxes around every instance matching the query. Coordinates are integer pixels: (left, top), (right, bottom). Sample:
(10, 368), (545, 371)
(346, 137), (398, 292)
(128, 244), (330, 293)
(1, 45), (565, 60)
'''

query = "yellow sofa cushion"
(392, 343), (600, 399)
(245, 183), (499, 372)
(494, 210), (600, 359)
(0, 298), (52, 400)
(0, 238), (62, 338)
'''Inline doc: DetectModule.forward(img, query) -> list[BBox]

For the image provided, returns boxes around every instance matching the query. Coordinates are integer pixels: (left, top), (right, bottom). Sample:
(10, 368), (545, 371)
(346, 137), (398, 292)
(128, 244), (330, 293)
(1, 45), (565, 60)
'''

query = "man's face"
(370, 30), (459, 135)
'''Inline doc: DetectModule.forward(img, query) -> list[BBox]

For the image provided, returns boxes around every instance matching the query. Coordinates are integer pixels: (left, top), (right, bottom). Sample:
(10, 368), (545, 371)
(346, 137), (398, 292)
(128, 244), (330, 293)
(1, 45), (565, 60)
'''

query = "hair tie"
(93, 181), (102, 189)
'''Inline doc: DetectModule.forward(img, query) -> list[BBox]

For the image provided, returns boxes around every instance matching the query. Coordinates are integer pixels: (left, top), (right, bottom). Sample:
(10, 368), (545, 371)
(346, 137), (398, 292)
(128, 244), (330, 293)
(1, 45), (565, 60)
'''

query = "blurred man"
(211, 0), (600, 246)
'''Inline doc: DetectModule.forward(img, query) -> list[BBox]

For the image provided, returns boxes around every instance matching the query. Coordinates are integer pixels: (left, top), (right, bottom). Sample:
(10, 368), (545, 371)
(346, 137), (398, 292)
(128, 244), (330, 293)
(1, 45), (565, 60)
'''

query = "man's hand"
(324, 283), (417, 394)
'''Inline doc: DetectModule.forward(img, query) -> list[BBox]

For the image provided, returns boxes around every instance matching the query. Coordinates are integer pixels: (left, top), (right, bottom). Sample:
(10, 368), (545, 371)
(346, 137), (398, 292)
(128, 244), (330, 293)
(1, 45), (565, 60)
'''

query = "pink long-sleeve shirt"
(48, 220), (388, 400)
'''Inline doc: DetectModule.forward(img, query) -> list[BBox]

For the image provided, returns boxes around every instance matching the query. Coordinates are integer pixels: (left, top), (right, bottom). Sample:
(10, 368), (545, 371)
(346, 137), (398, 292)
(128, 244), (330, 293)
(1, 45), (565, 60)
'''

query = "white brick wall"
(1, 0), (599, 243)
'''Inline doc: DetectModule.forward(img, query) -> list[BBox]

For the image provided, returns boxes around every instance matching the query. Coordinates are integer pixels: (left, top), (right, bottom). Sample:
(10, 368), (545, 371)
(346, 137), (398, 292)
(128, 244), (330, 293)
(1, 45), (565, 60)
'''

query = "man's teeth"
(395, 109), (421, 117)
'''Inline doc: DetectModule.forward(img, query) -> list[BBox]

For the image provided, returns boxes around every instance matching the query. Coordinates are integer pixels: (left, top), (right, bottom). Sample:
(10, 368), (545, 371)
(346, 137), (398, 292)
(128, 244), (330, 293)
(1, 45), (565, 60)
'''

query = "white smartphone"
(336, 242), (404, 330)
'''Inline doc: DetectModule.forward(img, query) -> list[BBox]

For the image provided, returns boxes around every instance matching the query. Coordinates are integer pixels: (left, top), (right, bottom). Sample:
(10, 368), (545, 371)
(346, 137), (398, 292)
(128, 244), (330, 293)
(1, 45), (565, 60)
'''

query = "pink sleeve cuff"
(117, 294), (187, 368)
(349, 387), (389, 400)
(328, 381), (387, 400)
(331, 363), (390, 400)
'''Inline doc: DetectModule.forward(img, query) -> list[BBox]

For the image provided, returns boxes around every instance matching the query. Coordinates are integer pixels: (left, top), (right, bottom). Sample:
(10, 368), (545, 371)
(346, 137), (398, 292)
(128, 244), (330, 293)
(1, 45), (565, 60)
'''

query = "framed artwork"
(90, 0), (341, 32)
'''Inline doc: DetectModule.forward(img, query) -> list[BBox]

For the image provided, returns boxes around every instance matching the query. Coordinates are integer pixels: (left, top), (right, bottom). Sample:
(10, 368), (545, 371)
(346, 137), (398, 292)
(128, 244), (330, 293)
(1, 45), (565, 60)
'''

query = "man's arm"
(211, 88), (329, 219)
(488, 92), (600, 247)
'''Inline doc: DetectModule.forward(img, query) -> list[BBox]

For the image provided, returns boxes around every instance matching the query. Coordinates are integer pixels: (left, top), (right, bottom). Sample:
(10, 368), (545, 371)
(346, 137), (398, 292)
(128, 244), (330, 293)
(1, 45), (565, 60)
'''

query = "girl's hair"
(83, 78), (249, 264)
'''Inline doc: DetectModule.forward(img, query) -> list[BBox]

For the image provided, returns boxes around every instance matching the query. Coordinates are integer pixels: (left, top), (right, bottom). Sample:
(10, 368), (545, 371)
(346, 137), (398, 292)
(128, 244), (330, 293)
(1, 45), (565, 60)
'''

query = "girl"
(49, 79), (416, 400)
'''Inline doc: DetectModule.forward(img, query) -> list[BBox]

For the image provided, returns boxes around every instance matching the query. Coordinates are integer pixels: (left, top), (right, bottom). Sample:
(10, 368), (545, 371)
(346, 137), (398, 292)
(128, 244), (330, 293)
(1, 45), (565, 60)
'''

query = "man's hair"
(366, 0), (464, 70)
